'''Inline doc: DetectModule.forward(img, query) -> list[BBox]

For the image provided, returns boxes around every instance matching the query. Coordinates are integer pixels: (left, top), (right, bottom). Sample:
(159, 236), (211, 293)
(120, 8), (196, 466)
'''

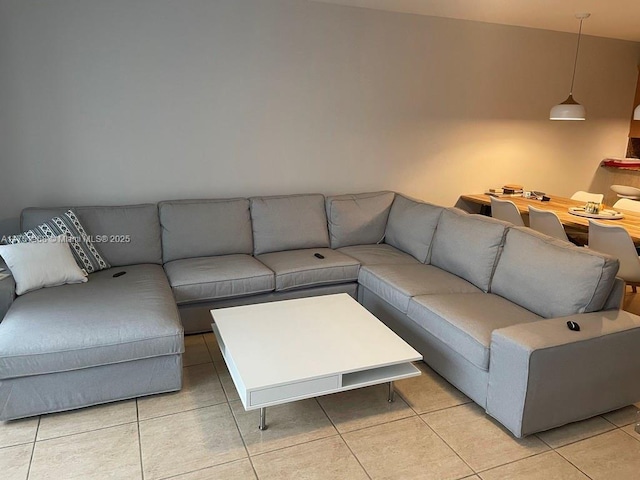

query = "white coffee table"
(211, 293), (422, 430)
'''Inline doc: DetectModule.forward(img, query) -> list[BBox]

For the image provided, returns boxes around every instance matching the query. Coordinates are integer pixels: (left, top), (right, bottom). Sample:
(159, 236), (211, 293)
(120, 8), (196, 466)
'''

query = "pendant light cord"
(569, 18), (584, 95)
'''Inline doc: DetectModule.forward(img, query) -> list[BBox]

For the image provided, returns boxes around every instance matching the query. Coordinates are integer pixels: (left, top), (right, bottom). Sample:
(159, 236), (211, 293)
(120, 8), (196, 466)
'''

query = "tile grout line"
(226, 396), (260, 479)
(182, 360), (212, 368)
(550, 428), (629, 480)
(393, 387), (421, 417)
(136, 399), (145, 480)
(601, 414), (620, 428)
(203, 334), (223, 364)
(553, 446), (595, 480)
(338, 433), (373, 480)
(34, 419), (139, 443)
(534, 430), (555, 450)
(473, 450), (553, 476)
(553, 427), (626, 450)
(154, 458), (254, 480)
(620, 425), (640, 443)
(414, 409), (477, 475)
(474, 450), (557, 475)
(138, 400), (228, 424)
(211, 361), (235, 404)
(314, 397), (373, 480)
(0, 441), (35, 451)
(25, 416), (40, 480)
(183, 334), (215, 368)
(247, 431), (344, 461)
(233, 399), (341, 458)
(535, 420), (618, 450)
(414, 399), (611, 476)
(408, 399), (473, 417)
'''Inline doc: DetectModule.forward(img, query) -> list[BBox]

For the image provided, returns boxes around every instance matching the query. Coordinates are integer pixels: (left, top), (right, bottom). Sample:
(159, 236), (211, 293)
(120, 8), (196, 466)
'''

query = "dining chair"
(528, 206), (569, 241)
(567, 191), (604, 246)
(490, 197), (525, 226)
(571, 191), (604, 204)
(613, 198), (640, 212)
(611, 185), (640, 200)
(588, 219), (640, 292)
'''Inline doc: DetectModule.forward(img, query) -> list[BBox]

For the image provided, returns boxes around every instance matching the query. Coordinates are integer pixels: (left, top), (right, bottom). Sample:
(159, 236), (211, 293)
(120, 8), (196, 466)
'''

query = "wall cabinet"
(629, 65), (640, 139)
(626, 65), (640, 158)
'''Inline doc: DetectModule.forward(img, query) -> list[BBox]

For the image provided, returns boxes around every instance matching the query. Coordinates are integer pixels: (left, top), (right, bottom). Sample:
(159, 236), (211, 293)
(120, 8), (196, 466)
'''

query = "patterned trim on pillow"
(5, 210), (110, 273)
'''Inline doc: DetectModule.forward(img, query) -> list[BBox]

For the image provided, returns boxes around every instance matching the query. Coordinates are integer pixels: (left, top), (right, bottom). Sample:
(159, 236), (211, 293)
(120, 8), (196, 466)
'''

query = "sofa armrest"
(0, 262), (15, 321)
(487, 310), (640, 437)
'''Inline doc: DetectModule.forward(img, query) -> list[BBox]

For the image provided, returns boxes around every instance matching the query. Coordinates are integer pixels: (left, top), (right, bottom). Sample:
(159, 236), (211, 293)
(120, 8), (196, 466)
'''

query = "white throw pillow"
(4, 209), (110, 273)
(0, 236), (88, 295)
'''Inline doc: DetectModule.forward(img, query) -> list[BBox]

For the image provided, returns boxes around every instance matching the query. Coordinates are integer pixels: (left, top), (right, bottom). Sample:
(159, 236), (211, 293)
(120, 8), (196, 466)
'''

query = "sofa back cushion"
(325, 191), (395, 248)
(491, 227), (619, 318)
(430, 208), (509, 292)
(21, 204), (162, 266)
(159, 198), (252, 263)
(385, 194), (443, 262)
(250, 194), (329, 255)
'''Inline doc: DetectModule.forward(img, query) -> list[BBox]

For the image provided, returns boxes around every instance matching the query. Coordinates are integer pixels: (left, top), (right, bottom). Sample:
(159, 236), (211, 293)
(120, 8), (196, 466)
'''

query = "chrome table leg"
(259, 407), (268, 430)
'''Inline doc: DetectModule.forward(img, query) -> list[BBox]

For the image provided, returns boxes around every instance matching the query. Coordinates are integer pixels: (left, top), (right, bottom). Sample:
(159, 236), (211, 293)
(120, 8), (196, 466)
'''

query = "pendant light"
(550, 13), (590, 120)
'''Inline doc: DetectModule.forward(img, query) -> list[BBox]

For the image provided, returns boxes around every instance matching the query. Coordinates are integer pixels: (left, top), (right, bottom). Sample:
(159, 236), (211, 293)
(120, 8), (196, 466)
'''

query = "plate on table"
(568, 207), (624, 219)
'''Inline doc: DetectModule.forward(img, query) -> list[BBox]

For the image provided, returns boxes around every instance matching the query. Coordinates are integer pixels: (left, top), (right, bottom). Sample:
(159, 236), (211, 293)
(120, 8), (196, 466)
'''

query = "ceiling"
(312, 0), (640, 42)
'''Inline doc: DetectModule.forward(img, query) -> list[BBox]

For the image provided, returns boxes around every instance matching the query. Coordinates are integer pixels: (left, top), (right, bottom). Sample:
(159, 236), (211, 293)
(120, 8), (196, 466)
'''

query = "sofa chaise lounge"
(1, 191), (639, 438)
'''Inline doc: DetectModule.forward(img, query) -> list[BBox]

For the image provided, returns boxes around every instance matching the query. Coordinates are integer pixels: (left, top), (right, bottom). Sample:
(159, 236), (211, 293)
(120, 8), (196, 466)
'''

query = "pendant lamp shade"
(634, 104), (640, 120)
(550, 13), (590, 121)
(550, 94), (586, 120)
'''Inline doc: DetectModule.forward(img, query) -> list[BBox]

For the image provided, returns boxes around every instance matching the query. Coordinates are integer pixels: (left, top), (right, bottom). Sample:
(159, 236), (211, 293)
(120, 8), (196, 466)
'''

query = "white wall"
(1, 0), (639, 234)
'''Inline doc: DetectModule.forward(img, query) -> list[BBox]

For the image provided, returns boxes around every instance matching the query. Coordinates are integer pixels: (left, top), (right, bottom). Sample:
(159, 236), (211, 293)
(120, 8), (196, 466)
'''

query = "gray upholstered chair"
(528, 205), (569, 242)
(490, 197), (524, 226)
(588, 219), (640, 292)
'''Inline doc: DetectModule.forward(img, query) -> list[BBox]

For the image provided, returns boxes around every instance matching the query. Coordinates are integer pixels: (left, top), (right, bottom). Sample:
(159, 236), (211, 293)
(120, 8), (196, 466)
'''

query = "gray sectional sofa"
(1, 191), (639, 439)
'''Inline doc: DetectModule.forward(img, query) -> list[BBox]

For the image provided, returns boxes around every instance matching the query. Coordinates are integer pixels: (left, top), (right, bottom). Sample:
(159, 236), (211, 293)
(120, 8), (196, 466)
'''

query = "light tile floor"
(1, 331), (639, 480)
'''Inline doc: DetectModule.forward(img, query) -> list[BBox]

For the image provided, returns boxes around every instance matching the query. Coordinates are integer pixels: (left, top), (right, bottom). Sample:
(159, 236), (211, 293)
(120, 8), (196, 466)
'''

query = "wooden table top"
(459, 193), (640, 243)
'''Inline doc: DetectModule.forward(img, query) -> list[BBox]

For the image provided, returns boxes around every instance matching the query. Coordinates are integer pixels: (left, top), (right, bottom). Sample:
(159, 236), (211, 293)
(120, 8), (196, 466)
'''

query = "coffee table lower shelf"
(255, 378), (403, 431)
(212, 323), (420, 430)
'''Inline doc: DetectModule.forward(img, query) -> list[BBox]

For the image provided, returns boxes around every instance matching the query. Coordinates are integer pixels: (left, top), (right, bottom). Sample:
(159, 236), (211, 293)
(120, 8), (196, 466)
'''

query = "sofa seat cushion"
(358, 264), (481, 314)
(256, 248), (360, 291)
(491, 227), (620, 318)
(164, 255), (275, 304)
(338, 244), (420, 266)
(0, 264), (183, 379)
(407, 293), (541, 370)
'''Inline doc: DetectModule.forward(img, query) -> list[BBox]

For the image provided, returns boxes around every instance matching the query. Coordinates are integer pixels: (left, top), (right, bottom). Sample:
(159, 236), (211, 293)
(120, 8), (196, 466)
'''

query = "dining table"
(457, 193), (640, 243)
